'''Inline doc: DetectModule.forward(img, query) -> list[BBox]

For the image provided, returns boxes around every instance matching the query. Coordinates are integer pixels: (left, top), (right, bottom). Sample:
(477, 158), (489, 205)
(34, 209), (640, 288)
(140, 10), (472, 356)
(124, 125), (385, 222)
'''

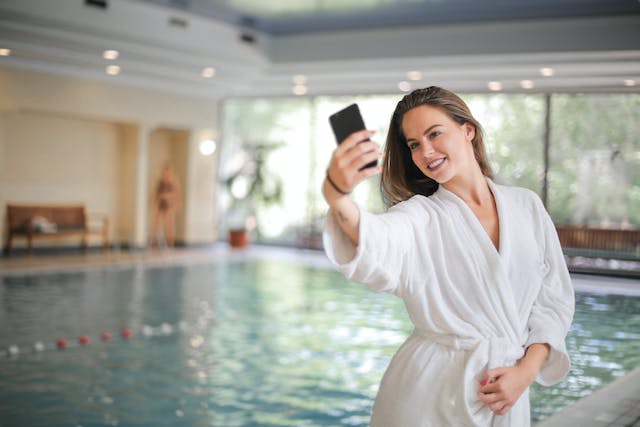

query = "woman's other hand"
(477, 365), (535, 415)
(477, 343), (550, 416)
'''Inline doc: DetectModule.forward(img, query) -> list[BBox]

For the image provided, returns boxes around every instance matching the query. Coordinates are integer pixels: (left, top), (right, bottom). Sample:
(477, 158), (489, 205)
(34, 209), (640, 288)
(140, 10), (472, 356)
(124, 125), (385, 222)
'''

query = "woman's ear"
(463, 122), (476, 142)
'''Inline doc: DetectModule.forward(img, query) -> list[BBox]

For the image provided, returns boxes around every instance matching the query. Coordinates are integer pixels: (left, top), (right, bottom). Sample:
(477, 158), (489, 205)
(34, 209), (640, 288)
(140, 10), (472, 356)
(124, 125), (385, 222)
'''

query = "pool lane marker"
(1, 321), (190, 359)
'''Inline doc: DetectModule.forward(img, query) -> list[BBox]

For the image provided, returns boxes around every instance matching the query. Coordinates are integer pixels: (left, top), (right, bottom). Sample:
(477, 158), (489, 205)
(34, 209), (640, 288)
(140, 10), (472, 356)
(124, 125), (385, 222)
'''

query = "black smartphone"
(329, 103), (377, 169)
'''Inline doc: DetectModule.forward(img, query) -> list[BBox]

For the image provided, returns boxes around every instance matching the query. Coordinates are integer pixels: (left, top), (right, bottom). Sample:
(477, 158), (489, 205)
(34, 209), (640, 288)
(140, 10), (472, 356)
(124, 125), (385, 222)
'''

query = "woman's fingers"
(489, 401), (510, 415)
(337, 140), (380, 169)
(353, 150), (383, 171)
(338, 129), (375, 151)
(328, 130), (381, 194)
(479, 388), (510, 415)
(355, 165), (383, 182)
(478, 379), (516, 416)
(478, 389), (500, 405)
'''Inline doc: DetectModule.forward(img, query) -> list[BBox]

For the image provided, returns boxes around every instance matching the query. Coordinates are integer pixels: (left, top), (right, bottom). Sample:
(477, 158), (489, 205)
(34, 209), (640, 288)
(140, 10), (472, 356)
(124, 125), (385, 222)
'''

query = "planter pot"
(228, 229), (249, 248)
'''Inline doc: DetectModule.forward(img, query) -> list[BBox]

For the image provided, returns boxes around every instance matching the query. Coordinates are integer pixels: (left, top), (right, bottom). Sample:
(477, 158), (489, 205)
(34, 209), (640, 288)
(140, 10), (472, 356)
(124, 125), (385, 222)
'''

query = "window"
(549, 94), (640, 227)
(220, 92), (640, 246)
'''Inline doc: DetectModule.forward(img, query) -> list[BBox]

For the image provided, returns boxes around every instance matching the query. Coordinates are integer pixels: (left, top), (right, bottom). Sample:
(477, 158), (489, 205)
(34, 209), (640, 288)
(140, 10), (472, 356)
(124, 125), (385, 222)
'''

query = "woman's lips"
(427, 157), (446, 171)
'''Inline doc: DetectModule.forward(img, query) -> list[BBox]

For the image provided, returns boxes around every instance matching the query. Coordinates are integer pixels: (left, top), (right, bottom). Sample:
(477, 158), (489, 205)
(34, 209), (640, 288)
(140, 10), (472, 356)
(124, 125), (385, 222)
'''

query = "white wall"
(0, 67), (220, 250)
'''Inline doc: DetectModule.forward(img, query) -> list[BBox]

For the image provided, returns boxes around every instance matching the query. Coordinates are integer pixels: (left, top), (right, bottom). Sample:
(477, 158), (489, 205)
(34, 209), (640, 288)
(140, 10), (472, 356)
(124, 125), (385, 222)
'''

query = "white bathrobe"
(323, 179), (575, 427)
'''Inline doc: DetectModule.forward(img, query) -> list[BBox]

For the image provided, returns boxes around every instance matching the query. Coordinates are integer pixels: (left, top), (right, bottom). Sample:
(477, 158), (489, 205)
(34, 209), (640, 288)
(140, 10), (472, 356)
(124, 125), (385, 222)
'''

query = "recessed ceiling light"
(0, 48), (11, 56)
(292, 84), (307, 96)
(407, 70), (422, 81)
(520, 80), (534, 89)
(398, 81), (411, 92)
(488, 81), (502, 91)
(540, 67), (554, 77)
(201, 67), (216, 78)
(623, 79), (636, 87)
(105, 65), (120, 75)
(102, 49), (119, 60)
(292, 74), (306, 85)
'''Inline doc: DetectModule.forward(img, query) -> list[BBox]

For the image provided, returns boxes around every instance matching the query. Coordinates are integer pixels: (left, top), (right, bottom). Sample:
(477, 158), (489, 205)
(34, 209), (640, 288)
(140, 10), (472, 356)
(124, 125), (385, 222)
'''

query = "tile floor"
(535, 368), (640, 427)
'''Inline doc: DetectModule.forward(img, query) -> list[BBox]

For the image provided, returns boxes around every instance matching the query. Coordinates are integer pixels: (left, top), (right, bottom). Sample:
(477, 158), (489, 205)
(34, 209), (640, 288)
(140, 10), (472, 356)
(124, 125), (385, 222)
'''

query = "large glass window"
(464, 94), (546, 193)
(549, 94), (640, 227)
(220, 92), (640, 246)
(220, 98), (312, 243)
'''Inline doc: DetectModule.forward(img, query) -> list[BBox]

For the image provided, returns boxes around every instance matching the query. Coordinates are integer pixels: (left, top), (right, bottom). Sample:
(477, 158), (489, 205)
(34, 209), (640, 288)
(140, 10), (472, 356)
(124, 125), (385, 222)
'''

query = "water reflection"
(0, 262), (639, 426)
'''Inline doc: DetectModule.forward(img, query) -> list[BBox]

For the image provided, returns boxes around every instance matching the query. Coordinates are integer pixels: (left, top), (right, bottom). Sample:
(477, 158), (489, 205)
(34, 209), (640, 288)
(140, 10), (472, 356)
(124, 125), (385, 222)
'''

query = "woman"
(322, 87), (574, 426)
(152, 165), (181, 247)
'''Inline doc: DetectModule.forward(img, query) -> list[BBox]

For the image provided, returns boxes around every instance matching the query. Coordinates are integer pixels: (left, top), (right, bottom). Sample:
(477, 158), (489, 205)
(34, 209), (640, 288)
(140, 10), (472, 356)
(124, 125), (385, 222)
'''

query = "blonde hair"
(381, 86), (493, 207)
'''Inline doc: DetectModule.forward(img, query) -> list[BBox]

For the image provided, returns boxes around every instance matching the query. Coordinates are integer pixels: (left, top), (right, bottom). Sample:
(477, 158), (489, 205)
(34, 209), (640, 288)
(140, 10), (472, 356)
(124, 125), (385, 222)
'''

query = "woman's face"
(401, 105), (476, 185)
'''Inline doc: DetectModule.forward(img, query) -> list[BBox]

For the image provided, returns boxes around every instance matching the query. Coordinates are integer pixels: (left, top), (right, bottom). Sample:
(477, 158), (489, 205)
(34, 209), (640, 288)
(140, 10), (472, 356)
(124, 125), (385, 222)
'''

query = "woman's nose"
(419, 139), (435, 157)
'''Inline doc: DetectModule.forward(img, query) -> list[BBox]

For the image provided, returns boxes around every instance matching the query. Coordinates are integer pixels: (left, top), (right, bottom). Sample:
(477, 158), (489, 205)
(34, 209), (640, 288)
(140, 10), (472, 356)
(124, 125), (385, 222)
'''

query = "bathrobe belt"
(412, 329), (525, 369)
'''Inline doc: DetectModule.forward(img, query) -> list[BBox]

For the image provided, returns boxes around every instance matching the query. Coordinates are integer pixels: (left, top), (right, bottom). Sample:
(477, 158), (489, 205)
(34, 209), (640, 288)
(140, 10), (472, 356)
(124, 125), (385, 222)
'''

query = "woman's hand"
(477, 343), (550, 416)
(322, 129), (382, 246)
(323, 129), (381, 203)
(477, 364), (535, 415)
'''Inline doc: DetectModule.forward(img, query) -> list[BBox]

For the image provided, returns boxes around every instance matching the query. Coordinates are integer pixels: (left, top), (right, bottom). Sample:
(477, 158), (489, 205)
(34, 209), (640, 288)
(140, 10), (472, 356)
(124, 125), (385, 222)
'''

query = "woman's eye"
(409, 142), (419, 151)
(429, 131), (441, 139)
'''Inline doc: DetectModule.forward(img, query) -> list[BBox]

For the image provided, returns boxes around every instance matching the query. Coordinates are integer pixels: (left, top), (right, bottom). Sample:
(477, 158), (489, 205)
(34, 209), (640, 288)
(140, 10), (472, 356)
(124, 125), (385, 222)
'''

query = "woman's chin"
(428, 173), (452, 185)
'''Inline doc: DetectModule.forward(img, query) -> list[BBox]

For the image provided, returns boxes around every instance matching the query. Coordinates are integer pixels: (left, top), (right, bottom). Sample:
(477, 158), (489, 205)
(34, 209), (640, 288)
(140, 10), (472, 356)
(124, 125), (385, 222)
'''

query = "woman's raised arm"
(322, 129), (382, 246)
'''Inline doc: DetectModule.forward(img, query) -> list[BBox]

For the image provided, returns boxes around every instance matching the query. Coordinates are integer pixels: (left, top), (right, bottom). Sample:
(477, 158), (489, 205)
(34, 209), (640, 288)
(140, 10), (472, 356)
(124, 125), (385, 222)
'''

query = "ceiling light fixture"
(488, 81), (502, 91)
(540, 67), (554, 77)
(407, 71), (422, 81)
(292, 85), (307, 96)
(0, 48), (11, 56)
(520, 80), (534, 89)
(292, 74), (306, 85)
(102, 49), (118, 60)
(201, 67), (216, 78)
(105, 65), (120, 75)
(398, 81), (411, 92)
(623, 79), (636, 87)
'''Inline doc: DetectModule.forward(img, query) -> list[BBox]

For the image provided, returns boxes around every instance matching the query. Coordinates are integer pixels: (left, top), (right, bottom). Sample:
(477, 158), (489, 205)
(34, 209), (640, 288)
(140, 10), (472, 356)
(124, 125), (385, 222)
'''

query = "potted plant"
(223, 141), (284, 248)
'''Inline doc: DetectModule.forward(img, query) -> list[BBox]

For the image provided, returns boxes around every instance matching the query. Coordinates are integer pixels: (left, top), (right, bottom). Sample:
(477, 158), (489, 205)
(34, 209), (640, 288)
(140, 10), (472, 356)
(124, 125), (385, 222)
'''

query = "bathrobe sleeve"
(323, 200), (421, 295)
(525, 196), (575, 386)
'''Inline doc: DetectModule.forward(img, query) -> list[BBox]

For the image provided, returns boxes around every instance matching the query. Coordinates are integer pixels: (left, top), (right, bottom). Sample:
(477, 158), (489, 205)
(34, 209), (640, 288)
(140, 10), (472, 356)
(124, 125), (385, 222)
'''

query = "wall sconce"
(199, 139), (216, 156)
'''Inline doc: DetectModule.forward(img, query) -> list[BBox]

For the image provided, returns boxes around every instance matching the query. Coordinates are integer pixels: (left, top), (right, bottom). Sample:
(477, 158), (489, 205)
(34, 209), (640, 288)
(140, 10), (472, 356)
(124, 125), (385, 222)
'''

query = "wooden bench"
(4, 204), (109, 255)
(556, 225), (640, 260)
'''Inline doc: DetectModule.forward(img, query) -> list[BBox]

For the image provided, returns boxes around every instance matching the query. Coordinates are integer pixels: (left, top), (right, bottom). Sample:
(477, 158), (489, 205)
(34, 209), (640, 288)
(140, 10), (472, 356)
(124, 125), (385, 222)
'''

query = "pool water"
(0, 260), (639, 426)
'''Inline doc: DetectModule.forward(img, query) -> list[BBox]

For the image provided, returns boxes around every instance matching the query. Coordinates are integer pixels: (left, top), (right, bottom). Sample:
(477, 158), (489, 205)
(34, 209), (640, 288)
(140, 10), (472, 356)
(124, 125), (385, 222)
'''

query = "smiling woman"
(322, 86), (575, 426)
(380, 88), (494, 207)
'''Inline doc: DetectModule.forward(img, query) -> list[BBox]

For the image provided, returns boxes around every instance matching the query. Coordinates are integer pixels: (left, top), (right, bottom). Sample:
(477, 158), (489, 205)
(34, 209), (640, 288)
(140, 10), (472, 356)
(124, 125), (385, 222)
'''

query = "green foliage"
(220, 93), (640, 242)
(549, 94), (640, 226)
(464, 94), (545, 193)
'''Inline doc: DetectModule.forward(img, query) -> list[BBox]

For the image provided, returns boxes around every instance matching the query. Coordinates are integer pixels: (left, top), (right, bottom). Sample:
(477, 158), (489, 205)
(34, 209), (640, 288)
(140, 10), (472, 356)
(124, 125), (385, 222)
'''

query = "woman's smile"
(427, 157), (446, 171)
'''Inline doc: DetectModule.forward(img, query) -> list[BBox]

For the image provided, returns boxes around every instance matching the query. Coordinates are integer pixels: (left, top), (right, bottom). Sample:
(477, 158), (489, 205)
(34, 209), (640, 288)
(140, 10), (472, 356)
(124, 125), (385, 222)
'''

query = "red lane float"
(2, 322), (195, 359)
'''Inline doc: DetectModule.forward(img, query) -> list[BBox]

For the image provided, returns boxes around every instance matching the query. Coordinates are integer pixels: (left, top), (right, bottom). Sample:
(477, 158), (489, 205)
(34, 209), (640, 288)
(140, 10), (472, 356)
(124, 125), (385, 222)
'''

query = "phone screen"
(329, 103), (377, 169)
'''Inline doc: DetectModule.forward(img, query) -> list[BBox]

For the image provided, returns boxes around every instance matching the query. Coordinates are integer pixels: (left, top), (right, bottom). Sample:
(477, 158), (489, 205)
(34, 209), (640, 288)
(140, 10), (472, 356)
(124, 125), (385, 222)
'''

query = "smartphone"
(329, 103), (377, 169)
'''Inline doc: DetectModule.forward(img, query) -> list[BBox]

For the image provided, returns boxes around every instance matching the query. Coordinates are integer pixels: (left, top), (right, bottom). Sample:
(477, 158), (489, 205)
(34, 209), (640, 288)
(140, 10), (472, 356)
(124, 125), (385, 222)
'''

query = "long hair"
(381, 86), (493, 208)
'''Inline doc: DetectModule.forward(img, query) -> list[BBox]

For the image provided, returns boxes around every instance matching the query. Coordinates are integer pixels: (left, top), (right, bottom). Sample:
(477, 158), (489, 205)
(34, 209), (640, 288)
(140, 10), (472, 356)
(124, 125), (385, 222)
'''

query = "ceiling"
(0, 0), (639, 99)
(137, 0), (640, 35)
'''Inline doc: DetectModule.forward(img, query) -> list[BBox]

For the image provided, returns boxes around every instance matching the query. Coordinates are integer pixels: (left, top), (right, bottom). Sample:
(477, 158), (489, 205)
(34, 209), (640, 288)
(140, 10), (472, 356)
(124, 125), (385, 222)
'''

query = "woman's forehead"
(402, 105), (451, 131)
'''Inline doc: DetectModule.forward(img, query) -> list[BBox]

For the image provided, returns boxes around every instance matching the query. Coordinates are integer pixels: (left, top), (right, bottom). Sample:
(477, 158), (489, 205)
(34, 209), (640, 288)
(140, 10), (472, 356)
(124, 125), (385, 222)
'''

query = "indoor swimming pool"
(1, 259), (639, 426)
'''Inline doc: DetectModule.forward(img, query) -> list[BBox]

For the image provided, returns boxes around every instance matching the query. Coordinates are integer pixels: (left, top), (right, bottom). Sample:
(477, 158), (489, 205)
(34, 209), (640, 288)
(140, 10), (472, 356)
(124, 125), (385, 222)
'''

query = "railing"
(556, 226), (640, 260)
